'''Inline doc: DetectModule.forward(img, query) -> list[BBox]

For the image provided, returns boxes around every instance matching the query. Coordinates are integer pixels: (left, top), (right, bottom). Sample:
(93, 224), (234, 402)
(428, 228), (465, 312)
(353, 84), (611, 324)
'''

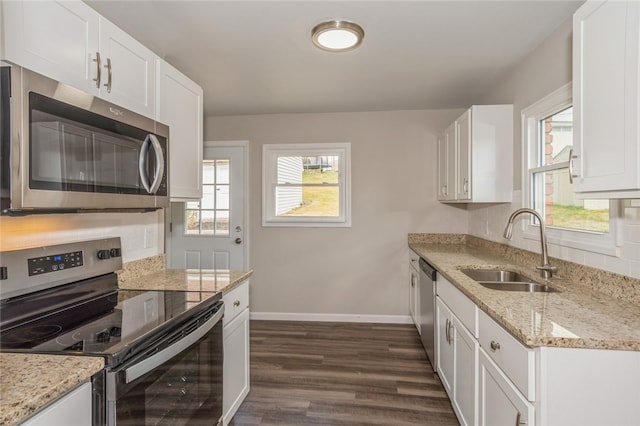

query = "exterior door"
(169, 142), (247, 270)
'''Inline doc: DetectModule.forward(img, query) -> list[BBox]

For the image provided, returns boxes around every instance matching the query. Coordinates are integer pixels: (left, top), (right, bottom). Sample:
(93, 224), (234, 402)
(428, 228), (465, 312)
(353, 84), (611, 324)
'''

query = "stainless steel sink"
(459, 269), (559, 293)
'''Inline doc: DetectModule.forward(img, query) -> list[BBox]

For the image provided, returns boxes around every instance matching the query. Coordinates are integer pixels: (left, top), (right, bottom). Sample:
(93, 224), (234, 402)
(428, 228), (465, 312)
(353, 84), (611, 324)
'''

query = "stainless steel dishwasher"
(419, 258), (437, 368)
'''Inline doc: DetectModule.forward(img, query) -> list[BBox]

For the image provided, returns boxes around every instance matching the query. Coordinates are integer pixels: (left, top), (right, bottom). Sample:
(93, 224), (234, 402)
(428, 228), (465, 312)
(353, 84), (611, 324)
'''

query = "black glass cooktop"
(0, 288), (220, 359)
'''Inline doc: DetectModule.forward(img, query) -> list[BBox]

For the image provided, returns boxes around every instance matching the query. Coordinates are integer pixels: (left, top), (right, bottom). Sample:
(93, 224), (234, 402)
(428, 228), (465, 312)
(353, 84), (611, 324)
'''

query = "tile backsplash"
(0, 210), (165, 263)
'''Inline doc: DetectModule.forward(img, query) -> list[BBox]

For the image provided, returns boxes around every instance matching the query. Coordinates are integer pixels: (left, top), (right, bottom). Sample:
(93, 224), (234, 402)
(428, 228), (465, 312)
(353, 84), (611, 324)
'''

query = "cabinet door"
(456, 109), (471, 201)
(573, 1), (640, 196)
(156, 59), (204, 200)
(98, 18), (155, 117)
(452, 315), (477, 426)
(22, 382), (92, 426)
(2, 0), (100, 94)
(437, 124), (457, 201)
(436, 297), (454, 396)
(223, 308), (250, 426)
(478, 349), (533, 426)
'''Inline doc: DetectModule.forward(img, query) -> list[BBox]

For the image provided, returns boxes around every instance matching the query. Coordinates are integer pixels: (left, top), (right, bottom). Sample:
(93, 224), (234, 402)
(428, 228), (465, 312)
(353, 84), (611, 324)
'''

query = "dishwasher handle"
(419, 258), (437, 281)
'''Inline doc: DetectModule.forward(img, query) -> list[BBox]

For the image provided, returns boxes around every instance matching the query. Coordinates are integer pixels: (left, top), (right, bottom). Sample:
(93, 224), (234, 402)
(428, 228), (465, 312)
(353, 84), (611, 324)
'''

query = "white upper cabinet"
(437, 105), (513, 203)
(156, 59), (204, 200)
(2, 0), (100, 94)
(2, 0), (155, 118)
(98, 18), (155, 118)
(573, 0), (640, 198)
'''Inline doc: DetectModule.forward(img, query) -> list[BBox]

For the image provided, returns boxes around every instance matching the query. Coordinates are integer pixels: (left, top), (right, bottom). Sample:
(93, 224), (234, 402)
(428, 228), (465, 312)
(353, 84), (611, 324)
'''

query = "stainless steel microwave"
(0, 63), (169, 214)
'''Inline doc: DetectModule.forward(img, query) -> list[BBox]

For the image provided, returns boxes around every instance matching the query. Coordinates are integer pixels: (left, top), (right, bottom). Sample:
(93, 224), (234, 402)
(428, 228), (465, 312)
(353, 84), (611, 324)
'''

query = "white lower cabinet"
(22, 381), (92, 426)
(222, 280), (250, 425)
(433, 272), (640, 426)
(436, 295), (477, 426)
(479, 349), (534, 426)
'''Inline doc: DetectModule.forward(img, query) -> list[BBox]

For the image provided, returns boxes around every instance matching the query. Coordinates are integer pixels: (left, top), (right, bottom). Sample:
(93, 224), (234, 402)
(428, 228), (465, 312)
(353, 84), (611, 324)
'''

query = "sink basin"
(476, 281), (559, 293)
(459, 269), (559, 293)
(460, 269), (535, 283)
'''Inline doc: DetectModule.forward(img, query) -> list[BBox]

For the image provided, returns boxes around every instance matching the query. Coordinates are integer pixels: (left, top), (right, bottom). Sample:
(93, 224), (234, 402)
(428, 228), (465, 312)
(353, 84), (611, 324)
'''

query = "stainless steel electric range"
(0, 238), (224, 426)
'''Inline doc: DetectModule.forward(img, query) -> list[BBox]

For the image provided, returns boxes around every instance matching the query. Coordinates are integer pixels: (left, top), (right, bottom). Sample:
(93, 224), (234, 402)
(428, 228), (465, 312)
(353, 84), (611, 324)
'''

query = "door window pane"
(184, 159), (231, 236)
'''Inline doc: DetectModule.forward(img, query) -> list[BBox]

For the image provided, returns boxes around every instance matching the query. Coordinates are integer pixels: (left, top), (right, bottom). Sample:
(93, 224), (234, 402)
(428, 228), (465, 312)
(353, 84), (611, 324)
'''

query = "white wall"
(0, 210), (165, 263)
(469, 18), (640, 279)
(205, 110), (468, 319)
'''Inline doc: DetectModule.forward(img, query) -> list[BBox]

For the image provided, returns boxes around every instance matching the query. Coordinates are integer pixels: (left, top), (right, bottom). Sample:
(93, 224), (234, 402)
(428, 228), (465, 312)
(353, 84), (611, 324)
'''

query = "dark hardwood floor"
(229, 320), (459, 426)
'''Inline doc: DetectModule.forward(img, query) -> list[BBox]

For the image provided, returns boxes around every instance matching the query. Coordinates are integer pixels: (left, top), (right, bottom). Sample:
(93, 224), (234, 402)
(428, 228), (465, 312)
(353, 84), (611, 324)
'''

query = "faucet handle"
(536, 264), (558, 279)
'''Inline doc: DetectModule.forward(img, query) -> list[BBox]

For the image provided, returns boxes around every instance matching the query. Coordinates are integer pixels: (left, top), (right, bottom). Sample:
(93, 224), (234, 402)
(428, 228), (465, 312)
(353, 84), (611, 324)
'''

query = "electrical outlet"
(144, 298), (155, 321)
(144, 227), (155, 249)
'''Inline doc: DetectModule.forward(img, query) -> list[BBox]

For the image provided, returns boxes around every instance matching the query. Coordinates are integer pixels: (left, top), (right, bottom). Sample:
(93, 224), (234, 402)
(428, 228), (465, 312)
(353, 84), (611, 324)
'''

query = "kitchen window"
(262, 143), (351, 227)
(523, 83), (618, 255)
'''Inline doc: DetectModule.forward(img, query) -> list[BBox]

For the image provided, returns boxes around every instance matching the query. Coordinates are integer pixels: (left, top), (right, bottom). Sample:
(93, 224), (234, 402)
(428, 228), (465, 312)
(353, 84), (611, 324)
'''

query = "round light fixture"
(311, 20), (364, 52)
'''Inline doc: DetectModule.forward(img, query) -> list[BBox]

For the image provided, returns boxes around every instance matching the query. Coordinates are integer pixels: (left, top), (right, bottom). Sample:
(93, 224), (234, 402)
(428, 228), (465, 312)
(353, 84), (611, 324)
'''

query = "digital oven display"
(27, 251), (83, 276)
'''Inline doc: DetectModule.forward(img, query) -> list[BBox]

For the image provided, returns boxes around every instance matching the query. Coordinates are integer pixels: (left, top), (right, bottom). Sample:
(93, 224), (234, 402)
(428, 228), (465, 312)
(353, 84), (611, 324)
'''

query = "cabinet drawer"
(437, 276), (477, 337)
(222, 280), (249, 326)
(478, 309), (535, 401)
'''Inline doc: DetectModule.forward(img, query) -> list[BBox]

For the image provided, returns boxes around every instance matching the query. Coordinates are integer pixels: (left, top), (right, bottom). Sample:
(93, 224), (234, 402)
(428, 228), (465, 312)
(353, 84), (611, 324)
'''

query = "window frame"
(521, 83), (619, 256)
(262, 142), (352, 227)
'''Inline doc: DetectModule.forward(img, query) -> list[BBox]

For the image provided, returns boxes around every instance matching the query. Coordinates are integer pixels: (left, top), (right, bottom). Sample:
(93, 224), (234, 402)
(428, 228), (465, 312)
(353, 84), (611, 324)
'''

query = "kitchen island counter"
(410, 234), (640, 351)
(0, 353), (103, 425)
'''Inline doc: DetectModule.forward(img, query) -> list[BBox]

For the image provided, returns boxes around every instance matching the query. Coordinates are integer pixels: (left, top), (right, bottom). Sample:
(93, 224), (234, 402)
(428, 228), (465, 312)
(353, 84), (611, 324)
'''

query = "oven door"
(105, 302), (223, 426)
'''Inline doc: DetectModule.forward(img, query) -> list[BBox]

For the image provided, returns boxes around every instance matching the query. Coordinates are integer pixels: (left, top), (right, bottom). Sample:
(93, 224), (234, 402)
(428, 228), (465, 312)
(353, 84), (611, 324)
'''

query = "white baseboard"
(250, 311), (413, 324)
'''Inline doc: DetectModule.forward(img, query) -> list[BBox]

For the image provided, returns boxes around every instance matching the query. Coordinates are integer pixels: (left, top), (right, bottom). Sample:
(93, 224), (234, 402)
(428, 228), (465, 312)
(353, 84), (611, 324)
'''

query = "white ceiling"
(86, 0), (584, 117)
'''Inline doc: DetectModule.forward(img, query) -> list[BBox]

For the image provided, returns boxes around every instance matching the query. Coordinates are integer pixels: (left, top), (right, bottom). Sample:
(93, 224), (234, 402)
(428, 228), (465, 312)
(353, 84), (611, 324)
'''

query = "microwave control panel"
(28, 251), (84, 276)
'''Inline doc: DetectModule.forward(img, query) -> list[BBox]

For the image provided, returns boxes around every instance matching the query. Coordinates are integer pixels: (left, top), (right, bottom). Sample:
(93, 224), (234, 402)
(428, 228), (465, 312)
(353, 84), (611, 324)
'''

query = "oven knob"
(109, 248), (121, 258)
(97, 249), (111, 260)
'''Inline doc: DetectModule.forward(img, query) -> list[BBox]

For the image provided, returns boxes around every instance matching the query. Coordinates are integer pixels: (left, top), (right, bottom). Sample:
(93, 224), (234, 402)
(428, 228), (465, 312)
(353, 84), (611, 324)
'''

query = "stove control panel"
(28, 251), (84, 276)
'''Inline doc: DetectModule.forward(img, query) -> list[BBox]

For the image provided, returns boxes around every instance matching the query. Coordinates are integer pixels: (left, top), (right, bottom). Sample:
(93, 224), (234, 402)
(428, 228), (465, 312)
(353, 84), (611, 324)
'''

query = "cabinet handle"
(93, 52), (102, 88)
(411, 273), (415, 288)
(104, 58), (113, 93)
(568, 148), (578, 184)
(490, 340), (501, 351)
(463, 178), (468, 194)
(442, 185), (447, 196)
(445, 318), (450, 343)
(448, 320), (454, 345)
(233, 300), (240, 307)
(515, 411), (526, 425)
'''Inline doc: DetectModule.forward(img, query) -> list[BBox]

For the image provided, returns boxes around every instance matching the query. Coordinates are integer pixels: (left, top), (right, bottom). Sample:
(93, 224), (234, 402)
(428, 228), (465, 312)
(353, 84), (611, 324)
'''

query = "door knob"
(235, 238), (242, 244)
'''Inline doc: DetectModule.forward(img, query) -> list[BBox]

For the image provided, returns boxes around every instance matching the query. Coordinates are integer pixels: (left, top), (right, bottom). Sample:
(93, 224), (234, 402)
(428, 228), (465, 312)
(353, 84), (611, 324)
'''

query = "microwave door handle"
(147, 134), (165, 194)
(138, 136), (152, 193)
(124, 306), (224, 384)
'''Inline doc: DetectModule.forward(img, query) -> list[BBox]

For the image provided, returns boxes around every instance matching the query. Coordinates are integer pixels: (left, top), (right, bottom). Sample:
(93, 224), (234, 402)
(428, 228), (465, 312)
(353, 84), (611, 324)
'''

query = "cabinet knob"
(490, 340), (501, 351)
(233, 300), (240, 307)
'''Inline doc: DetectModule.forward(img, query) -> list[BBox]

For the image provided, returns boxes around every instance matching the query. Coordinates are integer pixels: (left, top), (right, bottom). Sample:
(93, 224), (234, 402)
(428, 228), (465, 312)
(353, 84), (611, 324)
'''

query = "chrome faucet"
(503, 208), (557, 279)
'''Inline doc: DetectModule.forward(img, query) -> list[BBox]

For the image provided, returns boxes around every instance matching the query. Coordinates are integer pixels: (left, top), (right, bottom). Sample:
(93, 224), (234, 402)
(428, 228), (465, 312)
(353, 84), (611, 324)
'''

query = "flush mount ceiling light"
(311, 20), (364, 52)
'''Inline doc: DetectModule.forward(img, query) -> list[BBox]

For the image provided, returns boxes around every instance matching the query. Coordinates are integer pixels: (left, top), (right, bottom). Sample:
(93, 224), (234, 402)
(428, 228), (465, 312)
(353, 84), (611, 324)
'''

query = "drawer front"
(222, 280), (249, 326)
(437, 276), (477, 337)
(478, 309), (534, 401)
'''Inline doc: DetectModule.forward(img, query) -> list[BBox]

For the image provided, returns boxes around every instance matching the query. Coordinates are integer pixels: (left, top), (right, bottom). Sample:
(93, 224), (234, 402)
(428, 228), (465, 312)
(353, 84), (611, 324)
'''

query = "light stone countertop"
(410, 241), (640, 351)
(117, 268), (253, 293)
(0, 354), (104, 425)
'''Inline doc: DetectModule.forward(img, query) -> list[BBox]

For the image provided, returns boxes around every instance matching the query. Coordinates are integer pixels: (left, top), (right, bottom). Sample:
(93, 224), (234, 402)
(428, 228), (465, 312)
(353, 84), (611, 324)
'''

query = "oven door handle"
(124, 306), (223, 384)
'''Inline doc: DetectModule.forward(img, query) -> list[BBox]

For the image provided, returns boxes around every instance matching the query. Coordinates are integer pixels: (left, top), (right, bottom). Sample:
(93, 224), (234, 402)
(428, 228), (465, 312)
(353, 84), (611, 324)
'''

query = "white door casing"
(168, 141), (248, 270)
